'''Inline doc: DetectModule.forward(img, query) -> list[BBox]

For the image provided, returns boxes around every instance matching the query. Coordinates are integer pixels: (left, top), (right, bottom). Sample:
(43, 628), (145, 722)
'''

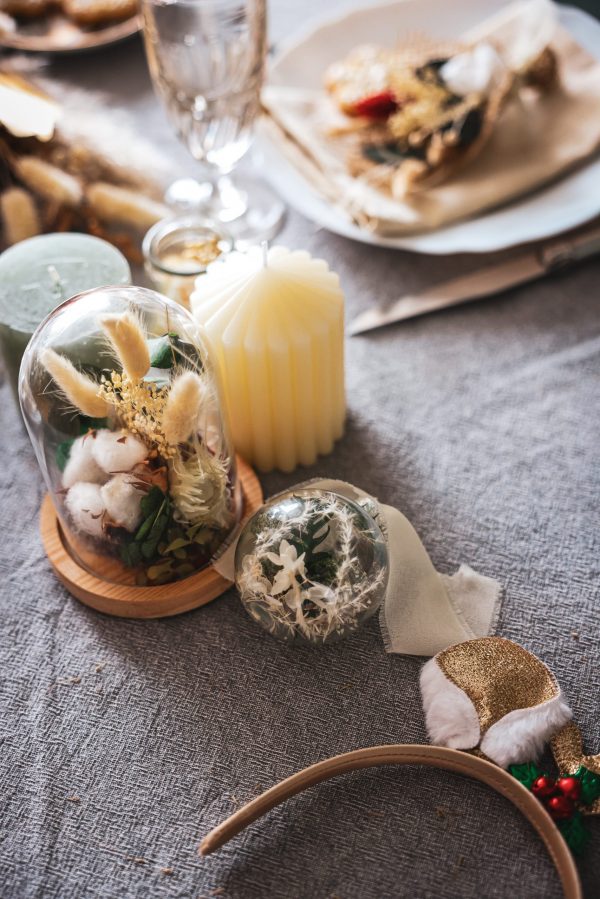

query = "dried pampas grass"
(100, 312), (150, 381)
(41, 348), (110, 418)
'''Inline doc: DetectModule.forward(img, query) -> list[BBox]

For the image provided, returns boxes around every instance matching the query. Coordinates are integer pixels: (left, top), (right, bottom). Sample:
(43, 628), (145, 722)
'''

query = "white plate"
(261, 0), (600, 254)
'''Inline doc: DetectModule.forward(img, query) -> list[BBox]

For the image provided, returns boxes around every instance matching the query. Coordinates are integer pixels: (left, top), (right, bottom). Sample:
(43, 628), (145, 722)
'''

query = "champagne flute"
(142, 0), (284, 244)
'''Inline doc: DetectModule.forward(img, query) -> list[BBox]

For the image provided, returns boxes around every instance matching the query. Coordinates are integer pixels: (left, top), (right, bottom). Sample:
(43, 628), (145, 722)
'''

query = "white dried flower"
(62, 434), (106, 489)
(101, 474), (144, 532)
(239, 556), (270, 596)
(265, 540), (307, 595)
(91, 429), (148, 475)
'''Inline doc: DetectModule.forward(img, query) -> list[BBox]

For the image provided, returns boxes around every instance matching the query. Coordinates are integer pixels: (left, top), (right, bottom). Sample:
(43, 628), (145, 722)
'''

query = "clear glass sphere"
(235, 488), (389, 644)
(19, 285), (241, 586)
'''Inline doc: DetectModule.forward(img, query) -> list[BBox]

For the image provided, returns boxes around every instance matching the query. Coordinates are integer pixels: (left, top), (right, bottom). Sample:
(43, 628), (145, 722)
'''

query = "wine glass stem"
(214, 175), (248, 222)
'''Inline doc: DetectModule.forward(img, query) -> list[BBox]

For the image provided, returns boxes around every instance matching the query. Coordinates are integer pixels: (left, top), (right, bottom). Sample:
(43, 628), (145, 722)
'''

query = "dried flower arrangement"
(36, 295), (239, 586)
(235, 490), (388, 643)
(0, 66), (171, 262)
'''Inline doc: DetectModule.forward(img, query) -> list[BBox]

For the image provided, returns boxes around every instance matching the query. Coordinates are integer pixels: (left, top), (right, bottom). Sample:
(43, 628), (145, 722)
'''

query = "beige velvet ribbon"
(215, 478), (501, 656)
(262, 0), (600, 236)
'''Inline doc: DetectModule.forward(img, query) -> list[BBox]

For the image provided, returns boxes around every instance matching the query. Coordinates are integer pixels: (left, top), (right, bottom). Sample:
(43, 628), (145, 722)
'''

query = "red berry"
(557, 776), (582, 802)
(352, 91), (398, 120)
(532, 775), (556, 798)
(547, 795), (575, 820)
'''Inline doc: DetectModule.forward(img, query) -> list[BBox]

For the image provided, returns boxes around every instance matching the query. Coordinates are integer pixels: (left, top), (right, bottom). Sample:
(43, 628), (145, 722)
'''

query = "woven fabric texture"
(1, 3), (599, 896)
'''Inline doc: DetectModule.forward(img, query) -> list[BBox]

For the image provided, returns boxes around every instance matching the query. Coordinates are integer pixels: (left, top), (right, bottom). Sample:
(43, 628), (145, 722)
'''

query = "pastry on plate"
(324, 40), (558, 196)
(60, 0), (137, 26)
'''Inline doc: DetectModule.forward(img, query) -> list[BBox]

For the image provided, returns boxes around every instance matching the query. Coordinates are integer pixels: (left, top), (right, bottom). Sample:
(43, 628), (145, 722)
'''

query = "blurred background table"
(1, 2), (599, 898)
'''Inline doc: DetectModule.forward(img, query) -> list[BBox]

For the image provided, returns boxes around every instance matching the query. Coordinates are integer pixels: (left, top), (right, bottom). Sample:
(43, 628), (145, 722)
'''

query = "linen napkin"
(262, 0), (600, 237)
(214, 478), (501, 657)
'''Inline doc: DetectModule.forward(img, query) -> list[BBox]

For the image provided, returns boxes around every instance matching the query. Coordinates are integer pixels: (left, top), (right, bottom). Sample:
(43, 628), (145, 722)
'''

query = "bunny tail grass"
(41, 348), (110, 418)
(163, 371), (204, 446)
(100, 312), (150, 381)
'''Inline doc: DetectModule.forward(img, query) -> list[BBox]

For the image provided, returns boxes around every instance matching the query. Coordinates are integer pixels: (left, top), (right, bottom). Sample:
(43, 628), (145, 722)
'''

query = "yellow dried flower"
(99, 370), (174, 456)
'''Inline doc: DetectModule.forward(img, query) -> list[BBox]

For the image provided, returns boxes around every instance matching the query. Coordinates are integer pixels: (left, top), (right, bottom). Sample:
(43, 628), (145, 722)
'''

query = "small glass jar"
(235, 488), (389, 644)
(19, 285), (241, 586)
(143, 215), (233, 309)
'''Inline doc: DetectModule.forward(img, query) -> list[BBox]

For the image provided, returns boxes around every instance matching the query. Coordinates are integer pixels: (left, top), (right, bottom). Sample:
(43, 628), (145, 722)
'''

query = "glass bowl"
(235, 488), (389, 644)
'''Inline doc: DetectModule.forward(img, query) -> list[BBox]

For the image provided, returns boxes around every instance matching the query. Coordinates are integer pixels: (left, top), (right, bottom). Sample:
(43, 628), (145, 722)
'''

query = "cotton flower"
(65, 482), (105, 539)
(62, 434), (106, 489)
(101, 474), (144, 532)
(91, 429), (148, 474)
(265, 540), (306, 595)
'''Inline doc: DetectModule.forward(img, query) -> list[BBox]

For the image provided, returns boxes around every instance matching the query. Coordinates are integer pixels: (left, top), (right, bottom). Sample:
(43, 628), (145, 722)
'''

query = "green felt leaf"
(558, 812), (590, 856)
(509, 762), (542, 790)
(575, 765), (600, 805)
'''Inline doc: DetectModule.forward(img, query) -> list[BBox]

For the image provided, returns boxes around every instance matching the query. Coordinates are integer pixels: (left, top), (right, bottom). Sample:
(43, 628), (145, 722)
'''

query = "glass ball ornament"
(234, 488), (389, 644)
(19, 285), (241, 586)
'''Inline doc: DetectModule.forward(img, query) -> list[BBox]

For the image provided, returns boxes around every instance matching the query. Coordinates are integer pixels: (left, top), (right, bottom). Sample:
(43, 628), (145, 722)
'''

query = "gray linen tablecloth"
(1, 2), (599, 896)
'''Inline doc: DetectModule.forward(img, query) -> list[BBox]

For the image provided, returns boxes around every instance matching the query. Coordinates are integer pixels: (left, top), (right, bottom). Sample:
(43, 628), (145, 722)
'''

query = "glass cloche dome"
(19, 286), (241, 586)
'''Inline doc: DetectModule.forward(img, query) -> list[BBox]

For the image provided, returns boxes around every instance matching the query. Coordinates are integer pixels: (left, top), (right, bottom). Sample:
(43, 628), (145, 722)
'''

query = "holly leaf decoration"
(558, 812), (590, 856)
(575, 765), (600, 806)
(509, 762), (542, 790)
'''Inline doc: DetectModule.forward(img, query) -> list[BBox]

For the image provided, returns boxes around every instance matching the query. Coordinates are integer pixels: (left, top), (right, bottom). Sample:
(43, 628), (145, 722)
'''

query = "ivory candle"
(190, 246), (345, 473)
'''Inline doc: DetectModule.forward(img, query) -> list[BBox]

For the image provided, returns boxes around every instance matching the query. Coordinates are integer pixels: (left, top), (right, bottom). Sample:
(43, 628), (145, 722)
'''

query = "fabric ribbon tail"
(440, 563), (503, 644)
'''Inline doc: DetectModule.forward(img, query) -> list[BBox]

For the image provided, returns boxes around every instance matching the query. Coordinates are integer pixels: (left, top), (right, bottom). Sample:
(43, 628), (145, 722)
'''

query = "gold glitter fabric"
(437, 636), (560, 734)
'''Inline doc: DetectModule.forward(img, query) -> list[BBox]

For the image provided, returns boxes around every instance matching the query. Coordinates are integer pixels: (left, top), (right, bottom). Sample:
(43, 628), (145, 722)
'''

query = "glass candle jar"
(143, 215), (233, 309)
(19, 285), (241, 586)
(235, 488), (389, 644)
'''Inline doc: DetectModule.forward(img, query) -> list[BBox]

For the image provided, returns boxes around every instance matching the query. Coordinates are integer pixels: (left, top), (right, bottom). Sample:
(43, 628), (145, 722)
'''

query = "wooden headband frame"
(200, 745), (582, 899)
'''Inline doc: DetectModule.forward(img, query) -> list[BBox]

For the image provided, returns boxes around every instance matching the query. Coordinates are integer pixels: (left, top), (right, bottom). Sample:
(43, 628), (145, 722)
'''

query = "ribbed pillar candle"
(190, 246), (345, 473)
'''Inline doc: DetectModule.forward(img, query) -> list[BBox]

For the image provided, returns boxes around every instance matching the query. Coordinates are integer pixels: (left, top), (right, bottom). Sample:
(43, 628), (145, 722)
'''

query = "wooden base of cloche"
(39, 456), (263, 619)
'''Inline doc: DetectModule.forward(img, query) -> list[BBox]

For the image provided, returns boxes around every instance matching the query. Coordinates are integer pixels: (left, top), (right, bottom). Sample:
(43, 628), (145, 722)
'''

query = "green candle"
(0, 233), (131, 402)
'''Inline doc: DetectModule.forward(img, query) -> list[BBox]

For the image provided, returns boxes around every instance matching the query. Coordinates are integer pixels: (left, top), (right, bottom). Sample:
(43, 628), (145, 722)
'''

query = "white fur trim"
(420, 658), (480, 750)
(481, 693), (573, 768)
